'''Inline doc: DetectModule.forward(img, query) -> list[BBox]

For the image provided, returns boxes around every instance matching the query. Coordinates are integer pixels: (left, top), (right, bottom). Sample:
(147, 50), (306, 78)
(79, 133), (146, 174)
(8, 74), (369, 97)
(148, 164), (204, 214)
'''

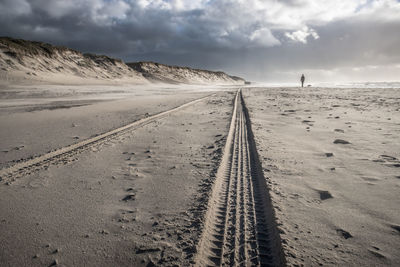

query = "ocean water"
(251, 81), (400, 88)
(314, 82), (400, 88)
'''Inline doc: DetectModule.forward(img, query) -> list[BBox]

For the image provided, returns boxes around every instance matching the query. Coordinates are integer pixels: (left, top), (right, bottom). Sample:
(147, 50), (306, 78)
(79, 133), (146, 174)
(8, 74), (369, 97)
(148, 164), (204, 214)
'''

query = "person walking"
(300, 74), (305, 87)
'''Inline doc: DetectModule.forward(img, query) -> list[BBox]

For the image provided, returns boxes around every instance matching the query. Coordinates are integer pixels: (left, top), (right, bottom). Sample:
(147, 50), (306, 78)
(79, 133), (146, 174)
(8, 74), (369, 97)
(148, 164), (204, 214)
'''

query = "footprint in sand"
(388, 163), (400, 168)
(336, 228), (352, 239)
(375, 155), (400, 168)
(122, 194), (136, 201)
(380, 155), (397, 161)
(317, 190), (333, 200)
(361, 177), (379, 182)
(333, 139), (351, 144)
(390, 224), (400, 234)
(334, 129), (345, 133)
(368, 248), (386, 259)
(49, 259), (59, 266)
(302, 120), (314, 126)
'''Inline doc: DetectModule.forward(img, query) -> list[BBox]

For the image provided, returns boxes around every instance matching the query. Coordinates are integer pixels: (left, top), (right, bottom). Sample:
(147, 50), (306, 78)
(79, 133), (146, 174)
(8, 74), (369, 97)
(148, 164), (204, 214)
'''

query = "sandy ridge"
(0, 94), (213, 183)
(195, 89), (285, 266)
(0, 37), (245, 85)
(127, 62), (245, 85)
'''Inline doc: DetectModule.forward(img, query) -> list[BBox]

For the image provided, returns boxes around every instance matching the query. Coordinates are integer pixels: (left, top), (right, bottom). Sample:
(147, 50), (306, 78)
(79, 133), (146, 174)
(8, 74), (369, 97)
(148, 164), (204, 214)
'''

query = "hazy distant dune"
(127, 61), (245, 85)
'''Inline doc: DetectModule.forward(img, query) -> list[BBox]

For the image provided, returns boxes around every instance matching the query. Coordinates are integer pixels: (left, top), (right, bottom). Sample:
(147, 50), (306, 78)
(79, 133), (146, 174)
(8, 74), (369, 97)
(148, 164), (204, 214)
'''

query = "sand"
(0, 83), (226, 168)
(195, 90), (285, 266)
(1, 84), (399, 266)
(0, 84), (236, 266)
(243, 86), (400, 266)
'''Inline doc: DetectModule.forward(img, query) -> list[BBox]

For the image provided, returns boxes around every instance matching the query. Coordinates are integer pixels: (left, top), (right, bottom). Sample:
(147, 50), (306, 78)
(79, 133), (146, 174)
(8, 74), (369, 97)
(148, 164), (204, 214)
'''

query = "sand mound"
(127, 61), (245, 85)
(0, 37), (245, 85)
(0, 37), (147, 85)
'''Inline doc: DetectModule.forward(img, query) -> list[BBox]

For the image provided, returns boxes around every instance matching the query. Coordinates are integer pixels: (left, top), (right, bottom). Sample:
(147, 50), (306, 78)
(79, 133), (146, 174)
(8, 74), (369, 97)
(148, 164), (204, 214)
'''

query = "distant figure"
(300, 74), (305, 87)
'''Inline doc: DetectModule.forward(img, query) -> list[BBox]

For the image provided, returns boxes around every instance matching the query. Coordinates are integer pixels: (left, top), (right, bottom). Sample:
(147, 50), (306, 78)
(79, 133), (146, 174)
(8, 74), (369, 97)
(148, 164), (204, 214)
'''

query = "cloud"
(250, 28), (281, 47)
(0, 0), (31, 16)
(0, 0), (400, 82)
(27, 0), (131, 24)
(285, 26), (319, 43)
(94, 0), (131, 24)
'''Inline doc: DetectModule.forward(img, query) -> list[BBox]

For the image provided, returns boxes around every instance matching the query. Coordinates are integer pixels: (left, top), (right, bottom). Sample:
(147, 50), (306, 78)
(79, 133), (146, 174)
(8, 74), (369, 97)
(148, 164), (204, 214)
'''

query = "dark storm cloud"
(1, 0), (400, 82)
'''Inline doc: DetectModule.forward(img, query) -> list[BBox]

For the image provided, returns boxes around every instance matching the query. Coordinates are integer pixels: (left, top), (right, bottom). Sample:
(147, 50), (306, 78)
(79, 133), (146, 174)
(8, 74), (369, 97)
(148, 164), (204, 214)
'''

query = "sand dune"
(128, 61), (245, 85)
(0, 37), (147, 85)
(0, 37), (245, 86)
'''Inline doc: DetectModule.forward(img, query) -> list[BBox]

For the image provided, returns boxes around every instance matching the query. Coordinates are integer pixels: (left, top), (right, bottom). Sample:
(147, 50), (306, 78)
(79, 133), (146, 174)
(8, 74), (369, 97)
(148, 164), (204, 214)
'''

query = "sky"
(1, 0), (400, 83)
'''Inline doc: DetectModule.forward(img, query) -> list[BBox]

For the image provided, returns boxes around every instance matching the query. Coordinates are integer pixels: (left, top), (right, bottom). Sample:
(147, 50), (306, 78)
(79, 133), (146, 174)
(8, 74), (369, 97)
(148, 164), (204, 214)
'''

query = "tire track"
(0, 95), (212, 183)
(195, 89), (285, 266)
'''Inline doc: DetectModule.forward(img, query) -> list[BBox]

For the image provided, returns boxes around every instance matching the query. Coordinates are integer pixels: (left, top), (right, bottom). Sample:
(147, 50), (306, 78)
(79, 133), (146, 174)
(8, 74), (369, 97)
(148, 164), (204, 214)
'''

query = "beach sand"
(0, 84), (236, 266)
(243, 86), (400, 266)
(0, 85), (399, 266)
(0, 84), (222, 168)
